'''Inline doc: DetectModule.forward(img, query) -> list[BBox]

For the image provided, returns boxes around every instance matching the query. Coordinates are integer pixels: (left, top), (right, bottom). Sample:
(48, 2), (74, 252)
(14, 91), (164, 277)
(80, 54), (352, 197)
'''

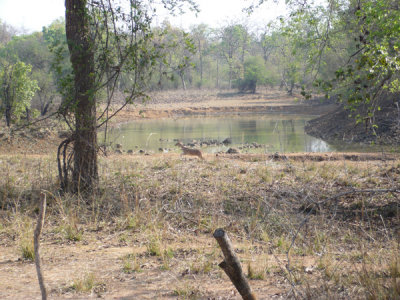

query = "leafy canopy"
(0, 61), (39, 125)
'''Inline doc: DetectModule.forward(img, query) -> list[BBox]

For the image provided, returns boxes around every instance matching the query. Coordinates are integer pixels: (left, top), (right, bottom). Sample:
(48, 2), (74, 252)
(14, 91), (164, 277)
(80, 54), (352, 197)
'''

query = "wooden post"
(34, 194), (47, 300)
(213, 228), (257, 300)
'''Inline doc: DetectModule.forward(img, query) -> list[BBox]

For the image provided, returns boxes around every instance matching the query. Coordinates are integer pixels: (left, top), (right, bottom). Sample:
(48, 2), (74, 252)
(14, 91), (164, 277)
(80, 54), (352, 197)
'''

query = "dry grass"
(0, 152), (399, 299)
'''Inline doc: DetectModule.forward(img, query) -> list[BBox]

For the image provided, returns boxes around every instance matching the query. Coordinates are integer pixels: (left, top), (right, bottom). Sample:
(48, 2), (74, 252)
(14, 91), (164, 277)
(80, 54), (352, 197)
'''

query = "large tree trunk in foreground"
(65, 0), (98, 192)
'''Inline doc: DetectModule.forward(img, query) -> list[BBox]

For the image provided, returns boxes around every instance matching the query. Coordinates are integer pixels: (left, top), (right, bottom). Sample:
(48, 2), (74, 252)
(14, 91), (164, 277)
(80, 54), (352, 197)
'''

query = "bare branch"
(34, 193), (47, 300)
(213, 228), (257, 300)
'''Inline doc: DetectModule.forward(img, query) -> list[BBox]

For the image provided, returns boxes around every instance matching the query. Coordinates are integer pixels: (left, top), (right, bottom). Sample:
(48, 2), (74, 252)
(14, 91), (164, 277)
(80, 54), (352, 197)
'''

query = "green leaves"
(275, 0), (400, 127)
(0, 61), (39, 126)
(236, 56), (266, 93)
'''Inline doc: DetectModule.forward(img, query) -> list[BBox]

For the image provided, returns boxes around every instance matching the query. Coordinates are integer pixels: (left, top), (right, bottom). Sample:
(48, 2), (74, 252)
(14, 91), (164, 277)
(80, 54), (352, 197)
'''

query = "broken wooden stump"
(213, 228), (257, 300)
(34, 193), (47, 300)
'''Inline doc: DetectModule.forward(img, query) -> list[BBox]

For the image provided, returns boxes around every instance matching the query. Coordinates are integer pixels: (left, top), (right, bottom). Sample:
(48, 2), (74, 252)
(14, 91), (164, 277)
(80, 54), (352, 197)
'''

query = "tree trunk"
(41, 101), (51, 116)
(288, 80), (294, 96)
(198, 40), (203, 88)
(158, 63), (163, 90)
(216, 58), (219, 89)
(4, 71), (11, 127)
(228, 65), (232, 89)
(5, 103), (11, 127)
(65, 0), (98, 193)
(180, 71), (187, 90)
(25, 107), (30, 122)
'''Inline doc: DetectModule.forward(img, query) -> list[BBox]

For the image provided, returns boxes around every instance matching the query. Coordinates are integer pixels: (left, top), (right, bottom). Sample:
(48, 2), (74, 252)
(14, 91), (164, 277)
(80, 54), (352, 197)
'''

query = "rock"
(222, 138), (232, 145)
(210, 139), (219, 145)
(226, 147), (240, 154)
(271, 152), (287, 160)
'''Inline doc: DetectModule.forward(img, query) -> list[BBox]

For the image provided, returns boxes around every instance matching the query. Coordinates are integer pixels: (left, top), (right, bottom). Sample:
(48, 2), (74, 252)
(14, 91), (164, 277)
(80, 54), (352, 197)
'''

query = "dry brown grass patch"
(0, 153), (399, 298)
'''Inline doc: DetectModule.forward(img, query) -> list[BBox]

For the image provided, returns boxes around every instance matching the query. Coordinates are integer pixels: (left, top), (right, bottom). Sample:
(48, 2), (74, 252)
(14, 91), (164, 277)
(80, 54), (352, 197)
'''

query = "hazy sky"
(0, 0), (286, 33)
(0, 0), (65, 33)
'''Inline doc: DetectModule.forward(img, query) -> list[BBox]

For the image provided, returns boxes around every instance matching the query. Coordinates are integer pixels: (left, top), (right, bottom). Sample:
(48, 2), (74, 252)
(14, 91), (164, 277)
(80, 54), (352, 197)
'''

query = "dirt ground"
(111, 89), (337, 124)
(305, 96), (400, 145)
(0, 227), (287, 299)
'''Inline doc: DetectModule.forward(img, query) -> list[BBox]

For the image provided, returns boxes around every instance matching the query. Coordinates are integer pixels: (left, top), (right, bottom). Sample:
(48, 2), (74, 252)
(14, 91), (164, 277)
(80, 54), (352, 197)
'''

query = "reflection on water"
(100, 114), (338, 153)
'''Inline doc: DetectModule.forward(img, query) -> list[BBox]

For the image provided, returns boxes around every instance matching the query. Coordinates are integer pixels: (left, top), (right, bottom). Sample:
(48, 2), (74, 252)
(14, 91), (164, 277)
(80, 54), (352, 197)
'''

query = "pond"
(100, 114), (375, 153)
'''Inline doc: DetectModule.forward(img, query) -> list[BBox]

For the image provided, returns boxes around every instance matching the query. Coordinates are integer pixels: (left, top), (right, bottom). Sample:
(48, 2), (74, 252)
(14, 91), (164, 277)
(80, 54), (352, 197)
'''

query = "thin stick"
(213, 228), (257, 300)
(34, 193), (47, 300)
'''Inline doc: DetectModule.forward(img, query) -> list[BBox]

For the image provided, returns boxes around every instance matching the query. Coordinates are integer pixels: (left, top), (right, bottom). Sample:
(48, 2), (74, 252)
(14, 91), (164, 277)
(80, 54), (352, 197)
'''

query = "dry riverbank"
(111, 89), (336, 122)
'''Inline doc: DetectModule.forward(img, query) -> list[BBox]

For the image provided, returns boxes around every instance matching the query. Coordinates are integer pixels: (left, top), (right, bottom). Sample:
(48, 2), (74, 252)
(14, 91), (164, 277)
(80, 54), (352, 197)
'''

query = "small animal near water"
(175, 142), (204, 160)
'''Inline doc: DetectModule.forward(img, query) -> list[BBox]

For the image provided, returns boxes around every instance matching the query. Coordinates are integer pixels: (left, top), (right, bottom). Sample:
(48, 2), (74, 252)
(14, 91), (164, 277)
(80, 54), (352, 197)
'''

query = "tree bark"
(34, 194), (47, 300)
(65, 0), (98, 192)
(198, 40), (203, 87)
(5, 101), (11, 127)
(179, 71), (187, 90)
(216, 58), (219, 89)
(213, 228), (257, 300)
(4, 69), (12, 127)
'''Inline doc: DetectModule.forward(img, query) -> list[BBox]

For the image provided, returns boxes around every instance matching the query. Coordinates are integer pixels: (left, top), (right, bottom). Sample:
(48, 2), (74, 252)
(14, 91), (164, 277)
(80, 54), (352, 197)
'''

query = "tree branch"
(213, 229), (257, 300)
(34, 193), (47, 300)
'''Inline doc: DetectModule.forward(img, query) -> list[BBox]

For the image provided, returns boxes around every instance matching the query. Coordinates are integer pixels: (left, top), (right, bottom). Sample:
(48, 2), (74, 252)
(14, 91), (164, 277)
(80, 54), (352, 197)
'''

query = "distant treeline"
(0, 0), (399, 126)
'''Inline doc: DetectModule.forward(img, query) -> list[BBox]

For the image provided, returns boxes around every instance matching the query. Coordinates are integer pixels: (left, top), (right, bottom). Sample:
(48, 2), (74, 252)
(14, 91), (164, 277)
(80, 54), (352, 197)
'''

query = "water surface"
(101, 114), (340, 153)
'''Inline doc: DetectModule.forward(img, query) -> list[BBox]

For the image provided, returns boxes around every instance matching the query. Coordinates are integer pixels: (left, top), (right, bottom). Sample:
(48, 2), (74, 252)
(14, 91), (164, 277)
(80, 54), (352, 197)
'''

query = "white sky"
(0, 0), (287, 33)
(0, 0), (65, 33)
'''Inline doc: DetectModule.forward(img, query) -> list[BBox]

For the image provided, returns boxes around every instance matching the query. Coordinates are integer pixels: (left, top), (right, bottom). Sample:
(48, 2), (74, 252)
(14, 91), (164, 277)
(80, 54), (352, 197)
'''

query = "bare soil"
(111, 89), (337, 123)
(305, 96), (400, 145)
(0, 227), (286, 299)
